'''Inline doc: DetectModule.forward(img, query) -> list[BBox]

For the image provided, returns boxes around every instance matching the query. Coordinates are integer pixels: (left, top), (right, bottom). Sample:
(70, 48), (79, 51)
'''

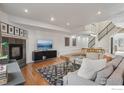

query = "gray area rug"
(37, 62), (80, 85)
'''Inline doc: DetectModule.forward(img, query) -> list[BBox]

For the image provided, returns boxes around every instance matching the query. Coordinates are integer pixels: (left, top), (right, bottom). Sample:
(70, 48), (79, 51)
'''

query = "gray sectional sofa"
(63, 55), (124, 85)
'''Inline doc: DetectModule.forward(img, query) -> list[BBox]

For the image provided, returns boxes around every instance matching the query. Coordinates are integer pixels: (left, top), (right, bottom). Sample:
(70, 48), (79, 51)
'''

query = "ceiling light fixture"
(72, 35), (76, 38)
(97, 11), (102, 15)
(24, 9), (28, 13)
(66, 22), (70, 26)
(50, 17), (55, 21)
(90, 33), (97, 37)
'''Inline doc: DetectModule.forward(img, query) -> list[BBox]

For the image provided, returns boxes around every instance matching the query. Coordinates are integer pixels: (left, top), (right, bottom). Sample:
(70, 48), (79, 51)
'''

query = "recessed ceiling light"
(66, 22), (70, 26)
(72, 35), (76, 38)
(97, 11), (102, 15)
(50, 17), (55, 21)
(90, 33), (97, 37)
(24, 9), (28, 13)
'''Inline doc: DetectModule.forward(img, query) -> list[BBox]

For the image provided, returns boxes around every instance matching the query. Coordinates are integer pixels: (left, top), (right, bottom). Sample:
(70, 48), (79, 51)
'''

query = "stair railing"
(98, 22), (115, 41)
(88, 37), (95, 48)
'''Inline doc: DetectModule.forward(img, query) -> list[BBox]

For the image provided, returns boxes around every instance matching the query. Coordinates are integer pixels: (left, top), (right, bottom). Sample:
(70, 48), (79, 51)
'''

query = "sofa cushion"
(63, 71), (98, 85)
(95, 64), (114, 85)
(107, 59), (124, 85)
(77, 58), (106, 80)
(110, 55), (123, 69)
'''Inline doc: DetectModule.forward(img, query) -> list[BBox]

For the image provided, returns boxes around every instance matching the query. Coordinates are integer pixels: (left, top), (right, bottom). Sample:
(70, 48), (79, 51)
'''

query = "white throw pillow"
(77, 58), (106, 80)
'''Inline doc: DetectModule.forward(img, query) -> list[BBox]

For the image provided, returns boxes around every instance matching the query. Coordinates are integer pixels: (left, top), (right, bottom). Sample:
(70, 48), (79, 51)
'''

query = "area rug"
(37, 62), (80, 85)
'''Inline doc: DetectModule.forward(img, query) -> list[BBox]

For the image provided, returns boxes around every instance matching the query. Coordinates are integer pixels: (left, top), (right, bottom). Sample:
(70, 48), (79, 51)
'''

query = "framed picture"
(23, 30), (28, 37)
(72, 38), (76, 46)
(8, 25), (14, 35)
(14, 27), (20, 36)
(20, 29), (24, 36)
(0, 22), (8, 33)
(118, 38), (124, 47)
(65, 37), (70, 46)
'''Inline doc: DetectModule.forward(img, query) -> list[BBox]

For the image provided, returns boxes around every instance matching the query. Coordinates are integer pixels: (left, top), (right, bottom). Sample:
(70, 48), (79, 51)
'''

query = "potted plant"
(0, 41), (8, 59)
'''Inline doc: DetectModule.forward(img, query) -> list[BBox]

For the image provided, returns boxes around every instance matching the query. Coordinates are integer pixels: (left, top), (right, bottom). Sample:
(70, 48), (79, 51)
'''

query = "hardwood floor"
(21, 58), (65, 85)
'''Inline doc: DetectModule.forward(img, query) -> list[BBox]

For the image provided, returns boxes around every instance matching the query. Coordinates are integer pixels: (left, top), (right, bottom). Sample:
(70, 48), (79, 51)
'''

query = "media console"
(32, 50), (57, 61)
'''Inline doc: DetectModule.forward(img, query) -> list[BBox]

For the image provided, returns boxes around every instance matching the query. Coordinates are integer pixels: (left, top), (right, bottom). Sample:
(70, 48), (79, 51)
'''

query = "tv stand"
(32, 50), (57, 61)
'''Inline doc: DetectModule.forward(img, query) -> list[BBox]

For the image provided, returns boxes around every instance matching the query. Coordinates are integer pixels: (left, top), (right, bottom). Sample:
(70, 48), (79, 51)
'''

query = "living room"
(1, 2), (124, 92)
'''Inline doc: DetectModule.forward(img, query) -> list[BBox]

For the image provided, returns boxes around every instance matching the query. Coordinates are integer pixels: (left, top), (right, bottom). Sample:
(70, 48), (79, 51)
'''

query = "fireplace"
(9, 44), (23, 60)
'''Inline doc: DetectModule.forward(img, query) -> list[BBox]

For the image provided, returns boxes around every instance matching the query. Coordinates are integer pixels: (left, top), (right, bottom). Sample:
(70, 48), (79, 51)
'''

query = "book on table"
(0, 64), (8, 85)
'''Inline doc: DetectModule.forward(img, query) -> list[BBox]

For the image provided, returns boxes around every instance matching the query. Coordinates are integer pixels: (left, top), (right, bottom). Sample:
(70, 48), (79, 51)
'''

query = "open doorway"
(110, 37), (113, 54)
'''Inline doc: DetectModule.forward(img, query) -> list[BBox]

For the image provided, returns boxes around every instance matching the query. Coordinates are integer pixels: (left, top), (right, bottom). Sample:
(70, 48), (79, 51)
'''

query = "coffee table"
(70, 55), (85, 69)
(6, 62), (25, 85)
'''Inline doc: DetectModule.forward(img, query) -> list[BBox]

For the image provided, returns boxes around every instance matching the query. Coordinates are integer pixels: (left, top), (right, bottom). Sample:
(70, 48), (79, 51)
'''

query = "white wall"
(0, 10), (88, 63)
(26, 29), (88, 63)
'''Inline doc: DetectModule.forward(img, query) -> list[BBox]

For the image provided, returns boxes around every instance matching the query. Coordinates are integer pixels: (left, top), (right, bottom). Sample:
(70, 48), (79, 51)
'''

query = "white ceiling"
(0, 3), (124, 32)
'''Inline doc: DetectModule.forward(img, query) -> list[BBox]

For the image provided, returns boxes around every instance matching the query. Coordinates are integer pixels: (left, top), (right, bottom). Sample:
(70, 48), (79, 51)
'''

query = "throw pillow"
(103, 53), (116, 62)
(95, 64), (114, 85)
(77, 58), (106, 80)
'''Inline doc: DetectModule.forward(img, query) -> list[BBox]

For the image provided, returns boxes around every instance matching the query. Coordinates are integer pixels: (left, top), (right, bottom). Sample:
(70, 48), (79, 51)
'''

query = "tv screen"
(37, 40), (52, 50)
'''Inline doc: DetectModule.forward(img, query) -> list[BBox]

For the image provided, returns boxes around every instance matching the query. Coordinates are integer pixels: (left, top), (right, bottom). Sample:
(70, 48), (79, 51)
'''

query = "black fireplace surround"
(9, 44), (23, 60)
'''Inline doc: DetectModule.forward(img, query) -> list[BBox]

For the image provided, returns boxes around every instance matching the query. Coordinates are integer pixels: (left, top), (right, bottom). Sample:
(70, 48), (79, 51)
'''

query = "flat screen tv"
(37, 40), (52, 50)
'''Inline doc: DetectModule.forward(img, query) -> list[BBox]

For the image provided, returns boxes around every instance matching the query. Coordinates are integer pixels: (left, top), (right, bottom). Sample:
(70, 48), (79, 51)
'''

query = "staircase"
(88, 21), (117, 48)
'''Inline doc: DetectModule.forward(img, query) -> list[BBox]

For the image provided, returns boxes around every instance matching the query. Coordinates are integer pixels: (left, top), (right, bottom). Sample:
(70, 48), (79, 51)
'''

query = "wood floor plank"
(21, 58), (65, 85)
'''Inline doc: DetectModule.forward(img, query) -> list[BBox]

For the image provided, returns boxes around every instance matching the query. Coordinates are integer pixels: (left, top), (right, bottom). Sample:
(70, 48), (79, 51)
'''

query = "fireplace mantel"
(2, 37), (26, 68)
